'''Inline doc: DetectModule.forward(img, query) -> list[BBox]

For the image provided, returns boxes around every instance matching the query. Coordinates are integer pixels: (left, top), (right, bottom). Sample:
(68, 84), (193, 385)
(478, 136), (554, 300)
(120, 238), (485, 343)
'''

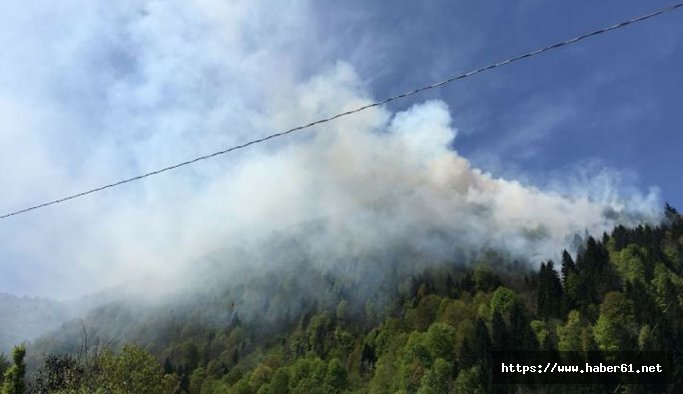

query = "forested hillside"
(1, 205), (681, 393)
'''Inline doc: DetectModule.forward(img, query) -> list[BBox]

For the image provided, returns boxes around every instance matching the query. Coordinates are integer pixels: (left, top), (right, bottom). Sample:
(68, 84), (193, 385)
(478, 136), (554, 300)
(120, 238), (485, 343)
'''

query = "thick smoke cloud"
(0, 0), (660, 300)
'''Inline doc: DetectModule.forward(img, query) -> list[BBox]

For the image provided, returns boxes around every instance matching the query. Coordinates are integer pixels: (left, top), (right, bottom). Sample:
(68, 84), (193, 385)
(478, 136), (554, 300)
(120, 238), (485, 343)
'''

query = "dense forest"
(1, 205), (681, 393)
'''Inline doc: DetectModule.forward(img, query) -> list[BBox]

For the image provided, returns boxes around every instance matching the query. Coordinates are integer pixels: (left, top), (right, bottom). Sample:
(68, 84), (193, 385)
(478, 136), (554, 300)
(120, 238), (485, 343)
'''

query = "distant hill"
(0, 283), (147, 355)
(0, 293), (72, 354)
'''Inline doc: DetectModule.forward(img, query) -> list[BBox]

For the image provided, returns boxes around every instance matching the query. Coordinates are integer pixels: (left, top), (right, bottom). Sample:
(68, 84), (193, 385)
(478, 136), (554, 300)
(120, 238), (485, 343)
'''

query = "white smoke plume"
(0, 0), (661, 302)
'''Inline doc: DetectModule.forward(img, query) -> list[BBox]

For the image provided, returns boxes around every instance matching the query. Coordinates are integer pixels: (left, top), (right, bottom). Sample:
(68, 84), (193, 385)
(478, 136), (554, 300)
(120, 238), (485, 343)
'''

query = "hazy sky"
(0, 1), (678, 298)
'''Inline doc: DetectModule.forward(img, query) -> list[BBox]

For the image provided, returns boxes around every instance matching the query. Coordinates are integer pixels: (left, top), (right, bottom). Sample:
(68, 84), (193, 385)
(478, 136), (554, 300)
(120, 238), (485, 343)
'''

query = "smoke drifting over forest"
(0, 0), (661, 306)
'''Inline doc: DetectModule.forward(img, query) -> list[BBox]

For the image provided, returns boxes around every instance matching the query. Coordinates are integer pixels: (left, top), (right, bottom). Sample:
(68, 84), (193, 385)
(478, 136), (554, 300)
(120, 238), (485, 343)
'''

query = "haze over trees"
(0, 204), (679, 393)
(0, 296), (74, 354)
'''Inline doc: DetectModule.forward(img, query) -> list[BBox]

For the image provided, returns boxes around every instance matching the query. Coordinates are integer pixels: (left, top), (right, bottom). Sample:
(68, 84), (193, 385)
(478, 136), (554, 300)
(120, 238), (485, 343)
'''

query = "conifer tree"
(1, 345), (25, 394)
(537, 261), (563, 319)
(491, 310), (507, 351)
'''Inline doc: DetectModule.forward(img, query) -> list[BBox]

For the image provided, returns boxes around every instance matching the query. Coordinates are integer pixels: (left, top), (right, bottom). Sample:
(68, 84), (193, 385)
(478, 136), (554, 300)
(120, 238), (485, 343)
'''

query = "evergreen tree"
(578, 237), (602, 304)
(491, 310), (507, 351)
(1, 345), (25, 394)
(560, 250), (576, 285)
(474, 319), (491, 365)
(0, 355), (9, 386)
(537, 261), (563, 319)
(561, 250), (579, 314)
(624, 279), (657, 326)
(509, 303), (537, 351)
(665, 202), (679, 217)
(612, 225), (628, 251)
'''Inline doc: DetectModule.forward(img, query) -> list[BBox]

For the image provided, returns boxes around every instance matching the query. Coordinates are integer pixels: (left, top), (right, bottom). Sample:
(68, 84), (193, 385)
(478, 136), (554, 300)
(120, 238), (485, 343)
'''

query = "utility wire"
(2, 2), (682, 221)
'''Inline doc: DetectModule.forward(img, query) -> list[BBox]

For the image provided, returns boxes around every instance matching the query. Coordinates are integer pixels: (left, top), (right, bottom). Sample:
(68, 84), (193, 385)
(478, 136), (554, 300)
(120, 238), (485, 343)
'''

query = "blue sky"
(315, 0), (682, 207)
(0, 1), (677, 298)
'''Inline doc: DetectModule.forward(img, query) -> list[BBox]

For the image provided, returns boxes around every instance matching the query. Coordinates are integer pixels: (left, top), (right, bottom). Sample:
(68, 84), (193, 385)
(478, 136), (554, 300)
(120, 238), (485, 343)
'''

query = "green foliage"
(229, 377), (254, 394)
(189, 367), (206, 394)
(397, 332), (429, 392)
(490, 286), (517, 315)
(93, 344), (177, 394)
(264, 368), (288, 394)
(335, 300), (348, 322)
(1, 344), (25, 394)
(0, 355), (9, 386)
(368, 351), (399, 394)
(23, 207), (683, 393)
(593, 292), (636, 351)
(288, 357), (326, 393)
(417, 358), (451, 394)
(403, 295), (441, 331)
(557, 310), (594, 352)
(453, 365), (485, 394)
(324, 358), (347, 392)
(611, 244), (647, 283)
(306, 314), (332, 356)
(530, 320), (552, 351)
(30, 354), (83, 393)
(423, 323), (456, 360)
(473, 264), (499, 292)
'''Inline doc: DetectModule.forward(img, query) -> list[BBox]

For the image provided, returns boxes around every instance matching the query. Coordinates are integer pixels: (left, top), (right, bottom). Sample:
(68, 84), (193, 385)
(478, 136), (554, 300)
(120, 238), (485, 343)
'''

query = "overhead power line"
(1, 3), (682, 221)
